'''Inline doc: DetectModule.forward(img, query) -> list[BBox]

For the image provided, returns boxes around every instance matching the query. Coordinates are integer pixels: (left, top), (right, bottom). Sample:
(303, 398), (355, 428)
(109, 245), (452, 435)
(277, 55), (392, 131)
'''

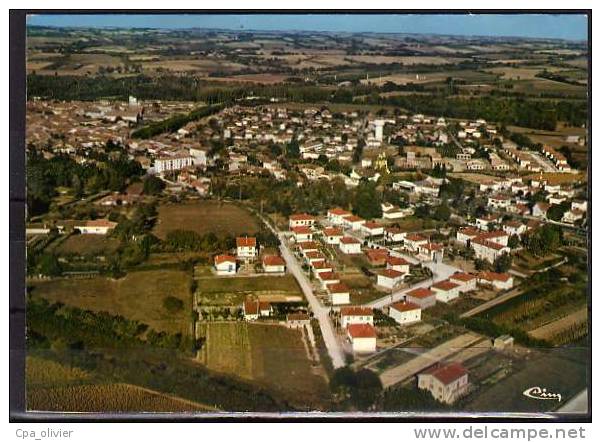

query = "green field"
(153, 200), (261, 239)
(198, 322), (329, 409)
(196, 274), (303, 307)
(29, 269), (192, 336)
(52, 234), (121, 256)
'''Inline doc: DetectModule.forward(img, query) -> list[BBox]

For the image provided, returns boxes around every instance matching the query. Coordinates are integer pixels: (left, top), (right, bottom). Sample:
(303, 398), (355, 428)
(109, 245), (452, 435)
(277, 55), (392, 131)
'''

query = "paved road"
(379, 332), (482, 388)
(460, 286), (525, 318)
(258, 214), (346, 369)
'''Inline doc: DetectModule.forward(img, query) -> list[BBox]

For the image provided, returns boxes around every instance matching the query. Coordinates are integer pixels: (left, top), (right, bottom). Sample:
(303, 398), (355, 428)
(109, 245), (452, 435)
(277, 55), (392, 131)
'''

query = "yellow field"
(29, 269), (192, 336)
(198, 322), (329, 409)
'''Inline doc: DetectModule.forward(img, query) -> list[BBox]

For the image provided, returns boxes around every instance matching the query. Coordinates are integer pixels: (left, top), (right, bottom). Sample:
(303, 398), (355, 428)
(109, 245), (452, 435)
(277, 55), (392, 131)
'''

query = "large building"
(154, 152), (195, 174)
(418, 363), (469, 404)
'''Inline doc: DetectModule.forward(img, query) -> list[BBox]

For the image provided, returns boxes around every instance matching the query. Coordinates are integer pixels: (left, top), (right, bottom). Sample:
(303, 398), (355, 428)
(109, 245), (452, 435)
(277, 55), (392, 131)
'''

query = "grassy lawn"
(29, 269), (192, 336)
(196, 274), (303, 307)
(198, 322), (330, 409)
(153, 200), (260, 239)
(53, 234), (121, 256)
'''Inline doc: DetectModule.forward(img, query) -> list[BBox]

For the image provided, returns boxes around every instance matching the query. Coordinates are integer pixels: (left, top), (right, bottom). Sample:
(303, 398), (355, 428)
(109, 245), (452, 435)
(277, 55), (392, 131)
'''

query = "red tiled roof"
(391, 301), (421, 313)
(318, 272), (340, 281)
(450, 272), (476, 282)
(305, 251), (325, 260)
(323, 227), (343, 236)
(423, 363), (467, 385)
(458, 227), (480, 237)
(298, 241), (319, 250)
(236, 237), (257, 247)
(405, 233), (427, 242)
(289, 213), (316, 221)
(328, 207), (351, 216)
(340, 236), (361, 244)
(387, 256), (410, 266)
(341, 306), (373, 317)
(432, 280), (460, 291)
(421, 242), (443, 251)
(327, 283), (349, 294)
(244, 299), (259, 315)
(287, 313), (310, 321)
(292, 226), (313, 234)
(262, 255), (285, 266)
(478, 271), (511, 282)
(345, 215), (365, 223)
(380, 269), (405, 279)
(471, 237), (506, 250)
(214, 254), (236, 264)
(363, 222), (383, 229)
(347, 323), (377, 339)
(406, 287), (435, 299)
(83, 219), (118, 228)
(366, 249), (389, 261)
(311, 260), (332, 269)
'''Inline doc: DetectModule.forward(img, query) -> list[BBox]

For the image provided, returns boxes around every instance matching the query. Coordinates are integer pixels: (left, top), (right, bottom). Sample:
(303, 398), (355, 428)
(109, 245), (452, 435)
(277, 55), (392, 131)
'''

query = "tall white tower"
(374, 120), (385, 142)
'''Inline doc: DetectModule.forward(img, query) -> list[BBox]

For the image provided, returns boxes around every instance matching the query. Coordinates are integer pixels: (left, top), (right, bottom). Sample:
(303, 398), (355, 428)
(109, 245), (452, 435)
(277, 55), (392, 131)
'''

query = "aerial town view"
(23, 14), (589, 415)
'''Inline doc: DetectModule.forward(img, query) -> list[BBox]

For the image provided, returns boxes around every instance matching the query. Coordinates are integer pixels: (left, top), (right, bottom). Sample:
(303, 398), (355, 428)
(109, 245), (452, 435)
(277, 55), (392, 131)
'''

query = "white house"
(562, 209), (584, 224)
(477, 272), (514, 290)
(431, 280), (461, 303)
(385, 227), (406, 243)
(418, 363), (469, 405)
(404, 233), (428, 252)
(471, 237), (510, 263)
(376, 269), (405, 290)
(475, 214), (501, 231)
(418, 242), (444, 262)
(340, 306), (374, 329)
(311, 260), (333, 274)
(344, 215), (366, 231)
(339, 236), (362, 254)
(74, 219), (118, 235)
(154, 152), (195, 174)
(405, 287), (437, 309)
(456, 227), (481, 246)
(289, 213), (317, 229)
(291, 226), (314, 242)
(361, 222), (385, 237)
(386, 256), (411, 274)
(347, 323), (377, 353)
(317, 272), (340, 290)
(327, 283), (351, 305)
(322, 227), (344, 245)
(487, 194), (511, 209)
(214, 254), (237, 276)
(236, 236), (257, 261)
(389, 302), (421, 326)
(262, 255), (286, 274)
(327, 207), (353, 225)
(449, 273), (477, 293)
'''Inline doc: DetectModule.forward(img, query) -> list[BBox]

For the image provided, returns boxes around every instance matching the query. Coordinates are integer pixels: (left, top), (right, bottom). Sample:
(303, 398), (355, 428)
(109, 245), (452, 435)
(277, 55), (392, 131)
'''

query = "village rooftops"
(318, 272), (340, 281)
(432, 280), (460, 291)
(287, 313), (310, 321)
(421, 242), (443, 251)
(340, 236), (361, 244)
(423, 363), (468, 386)
(390, 301), (421, 313)
(458, 226), (481, 236)
(405, 233), (427, 242)
(312, 260), (332, 269)
(262, 255), (285, 266)
(328, 207), (352, 216)
(236, 237), (257, 247)
(298, 241), (319, 250)
(347, 323), (377, 339)
(323, 227), (343, 236)
(214, 254), (236, 264)
(406, 287), (435, 299)
(471, 237), (506, 250)
(345, 215), (365, 223)
(340, 306), (374, 317)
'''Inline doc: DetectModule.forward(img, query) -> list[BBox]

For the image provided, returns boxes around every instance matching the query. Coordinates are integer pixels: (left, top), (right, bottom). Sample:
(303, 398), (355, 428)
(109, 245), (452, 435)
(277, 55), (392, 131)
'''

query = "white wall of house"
(349, 336), (376, 353)
(389, 307), (421, 325)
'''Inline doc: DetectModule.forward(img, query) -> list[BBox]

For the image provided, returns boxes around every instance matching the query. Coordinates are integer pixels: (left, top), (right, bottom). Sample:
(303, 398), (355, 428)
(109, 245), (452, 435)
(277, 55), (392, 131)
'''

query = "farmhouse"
(475, 214), (501, 231)
(431, 280), (461, 303)
(286, 313), (311, 329)
(532, 202), (550, 219)
(502, 220), (527, 237)
(305, 251), (326, 265)
(418, 363), (469, 405)
(347, 323), (377, 353)
(340, 306), (374, 329)
(214, 254), (237, 276)
(417, 242), (444, 262)
(289, 213), (317, 229)
(236, 236), (257, 260)
(487, 194), (511, 209)
(298, 241), (319, 255)
(449, 272), (477, 293)
(376, 269), (405, 290)
(154, 152), (195, 174)
(562, 208), (584, 224)
(262, 255), (286, 274)
(243, 298), (272, 321)
(74, 219), (118, 235)
(322, 227), (343, 245)
(389, 302), (421, 326)
(311, 260), (333, 274)
(477, 271), (514, 290)
(344, 215), (367, 231)
(327, 283), (351, 306)
(456, 226), (480, 246)
(405, 287), (437, 309)
(339, 236), (362, 254)
(317, 271), (341, 289)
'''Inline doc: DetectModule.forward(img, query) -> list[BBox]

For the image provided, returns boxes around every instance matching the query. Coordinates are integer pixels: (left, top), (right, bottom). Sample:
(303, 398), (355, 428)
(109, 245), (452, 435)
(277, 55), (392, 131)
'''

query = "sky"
(26, 14), (588, 41)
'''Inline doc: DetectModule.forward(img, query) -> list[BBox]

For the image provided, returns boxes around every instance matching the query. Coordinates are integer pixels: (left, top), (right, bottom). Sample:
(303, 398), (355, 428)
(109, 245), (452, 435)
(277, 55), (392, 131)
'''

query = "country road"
(258, 214), (346, 369)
